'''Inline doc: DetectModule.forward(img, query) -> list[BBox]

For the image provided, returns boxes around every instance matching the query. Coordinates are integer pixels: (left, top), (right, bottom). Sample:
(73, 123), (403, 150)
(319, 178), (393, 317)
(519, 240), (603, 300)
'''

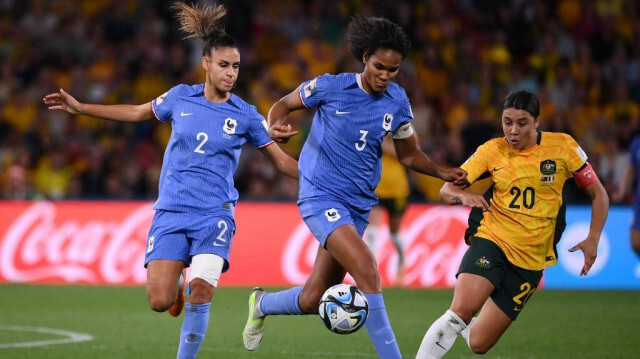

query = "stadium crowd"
(1, 0), (639, 203)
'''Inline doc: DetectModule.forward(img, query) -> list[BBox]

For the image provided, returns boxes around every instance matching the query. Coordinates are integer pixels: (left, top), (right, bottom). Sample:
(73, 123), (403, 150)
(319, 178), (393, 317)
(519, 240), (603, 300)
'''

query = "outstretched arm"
(260, 143), (299, 179)
(393, 133), (467, 185)
(569, 180), (609, 276)
(43, 89), (154, 123)
(266, 86), (304, 143)
(440, 182), (491, 211)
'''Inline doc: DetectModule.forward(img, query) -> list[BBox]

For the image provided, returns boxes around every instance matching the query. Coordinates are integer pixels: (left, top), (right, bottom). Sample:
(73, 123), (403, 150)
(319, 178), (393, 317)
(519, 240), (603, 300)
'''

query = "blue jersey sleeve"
(299, 75), (331, 108)
(392, 97), (414, 133)
(151, 85), (183, 122)
(246, 110), (274, 148)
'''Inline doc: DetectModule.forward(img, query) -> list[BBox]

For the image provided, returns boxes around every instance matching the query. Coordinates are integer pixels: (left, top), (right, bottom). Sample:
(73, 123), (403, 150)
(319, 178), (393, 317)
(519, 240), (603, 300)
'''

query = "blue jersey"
(151, 84), (273, 214)
(298, 73), (413, 210)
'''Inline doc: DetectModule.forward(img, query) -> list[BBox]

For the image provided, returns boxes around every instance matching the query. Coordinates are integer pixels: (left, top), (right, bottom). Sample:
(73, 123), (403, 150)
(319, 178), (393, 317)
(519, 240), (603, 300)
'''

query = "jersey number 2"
(213, 220), (228, 247)
(194, 132), (208, 154)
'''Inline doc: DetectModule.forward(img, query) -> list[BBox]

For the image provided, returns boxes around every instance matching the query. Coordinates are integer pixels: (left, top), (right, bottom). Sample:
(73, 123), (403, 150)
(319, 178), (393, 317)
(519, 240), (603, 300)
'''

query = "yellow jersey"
(462, 132), (588, 270)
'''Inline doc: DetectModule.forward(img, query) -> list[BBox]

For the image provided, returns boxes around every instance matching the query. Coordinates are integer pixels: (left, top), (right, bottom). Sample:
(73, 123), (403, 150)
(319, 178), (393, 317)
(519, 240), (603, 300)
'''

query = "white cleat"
(242, 287), (266, 351)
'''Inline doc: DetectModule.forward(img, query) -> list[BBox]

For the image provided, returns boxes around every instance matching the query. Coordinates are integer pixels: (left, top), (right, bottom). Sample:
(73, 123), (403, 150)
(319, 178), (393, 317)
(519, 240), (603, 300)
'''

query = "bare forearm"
(440, 182), (467, 205)
(588, 185), (609, 239)
(268, 101), (290, 126)
(79, 103), (152, 123)
(399, 152), (442, 178)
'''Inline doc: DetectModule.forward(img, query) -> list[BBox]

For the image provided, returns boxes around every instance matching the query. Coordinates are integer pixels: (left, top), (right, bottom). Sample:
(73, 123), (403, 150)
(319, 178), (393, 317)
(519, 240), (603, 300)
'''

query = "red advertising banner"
(0, 201), (471, 288)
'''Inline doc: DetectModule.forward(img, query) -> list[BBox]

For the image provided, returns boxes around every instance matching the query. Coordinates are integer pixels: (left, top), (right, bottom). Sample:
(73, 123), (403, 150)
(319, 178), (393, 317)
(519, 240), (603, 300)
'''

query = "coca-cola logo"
(0, 202), (152, 284)
(281, 206), (471, 287)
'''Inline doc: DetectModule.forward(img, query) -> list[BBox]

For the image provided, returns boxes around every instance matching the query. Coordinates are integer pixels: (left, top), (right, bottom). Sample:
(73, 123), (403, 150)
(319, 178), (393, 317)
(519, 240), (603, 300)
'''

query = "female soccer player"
(242, 15), (467, 358)
(416, 90), (609, 358)
(43, 3), (297, 359)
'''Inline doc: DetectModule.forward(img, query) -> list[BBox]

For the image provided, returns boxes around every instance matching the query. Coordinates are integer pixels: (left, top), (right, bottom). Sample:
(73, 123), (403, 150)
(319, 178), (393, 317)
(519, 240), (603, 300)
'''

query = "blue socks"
(364, 293), (401, 359)
(258, 288), (401, 357)
(177, 302), (211, 359)
(260, 286), (304, 315)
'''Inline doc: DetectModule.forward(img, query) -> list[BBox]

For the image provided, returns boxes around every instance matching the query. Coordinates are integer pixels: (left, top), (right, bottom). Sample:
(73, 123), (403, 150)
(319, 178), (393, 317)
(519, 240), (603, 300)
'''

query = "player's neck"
(204, 84), (230, 103)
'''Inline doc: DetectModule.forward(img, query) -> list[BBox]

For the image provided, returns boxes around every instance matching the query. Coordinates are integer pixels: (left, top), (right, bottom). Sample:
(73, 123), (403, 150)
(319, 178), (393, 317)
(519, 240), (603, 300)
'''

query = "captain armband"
(573, 163), (599, 188)
(392, 123), (414, 139)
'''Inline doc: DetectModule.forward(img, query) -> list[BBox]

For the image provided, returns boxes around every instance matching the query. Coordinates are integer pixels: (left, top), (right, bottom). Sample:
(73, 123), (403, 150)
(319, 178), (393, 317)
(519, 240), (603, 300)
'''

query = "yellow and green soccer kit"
(462, 132), (588, 270)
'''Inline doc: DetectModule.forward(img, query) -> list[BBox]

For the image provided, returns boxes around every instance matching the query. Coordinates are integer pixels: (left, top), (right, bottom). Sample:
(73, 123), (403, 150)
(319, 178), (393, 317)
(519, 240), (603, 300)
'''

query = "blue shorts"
(144, 210), (236, 272)
(298, 196), (370, 247)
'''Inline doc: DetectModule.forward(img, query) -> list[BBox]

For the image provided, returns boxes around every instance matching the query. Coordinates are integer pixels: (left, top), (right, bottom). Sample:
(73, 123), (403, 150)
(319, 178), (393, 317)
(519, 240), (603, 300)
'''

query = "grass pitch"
(1, 284), (638, 358)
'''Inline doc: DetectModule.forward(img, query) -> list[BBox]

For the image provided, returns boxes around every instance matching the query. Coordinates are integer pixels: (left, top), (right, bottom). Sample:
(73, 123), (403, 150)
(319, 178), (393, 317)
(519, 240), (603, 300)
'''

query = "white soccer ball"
(318, 284), (369, 334)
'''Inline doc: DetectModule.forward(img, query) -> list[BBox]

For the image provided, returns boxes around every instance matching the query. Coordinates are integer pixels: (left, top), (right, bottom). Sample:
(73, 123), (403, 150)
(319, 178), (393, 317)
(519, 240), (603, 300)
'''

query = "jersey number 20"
(509, 186), (535, 209)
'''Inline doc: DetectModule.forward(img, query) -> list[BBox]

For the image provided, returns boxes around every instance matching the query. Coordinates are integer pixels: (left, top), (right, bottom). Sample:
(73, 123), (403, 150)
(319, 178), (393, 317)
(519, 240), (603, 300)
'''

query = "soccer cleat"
(168, 271), (186, 317)
(242, 287), (266, 351)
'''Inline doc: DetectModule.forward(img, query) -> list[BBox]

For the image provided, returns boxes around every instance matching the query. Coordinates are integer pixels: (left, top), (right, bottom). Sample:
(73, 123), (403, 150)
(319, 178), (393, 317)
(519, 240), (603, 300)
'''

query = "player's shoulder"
(540, 131), (577, 148)
(171, 83), (204, 97)
(383, 82), (409, 101)
(315, 72), (356, 89)
(227, 94), (262, 119)
(480, 137), (508, 151)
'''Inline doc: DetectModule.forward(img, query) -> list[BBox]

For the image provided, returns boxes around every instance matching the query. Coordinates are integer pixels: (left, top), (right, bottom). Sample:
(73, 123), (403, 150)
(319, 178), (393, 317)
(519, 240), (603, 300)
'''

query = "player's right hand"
(458, 193), (491, 212)
(43, 89), (82, 115)
(268, 124), (299, 144)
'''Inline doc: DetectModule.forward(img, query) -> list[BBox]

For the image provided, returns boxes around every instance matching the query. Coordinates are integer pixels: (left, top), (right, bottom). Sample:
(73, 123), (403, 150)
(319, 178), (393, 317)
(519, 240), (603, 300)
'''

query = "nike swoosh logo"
(181, 112), (194, 116)
(493, 167), (504, 172)
(385, 339), (396, 345)
(335, 110), (350, 115)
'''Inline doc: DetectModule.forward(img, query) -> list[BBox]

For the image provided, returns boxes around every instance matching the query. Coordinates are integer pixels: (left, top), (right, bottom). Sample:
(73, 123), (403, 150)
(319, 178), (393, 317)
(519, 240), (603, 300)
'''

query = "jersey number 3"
(355, 130), (368, 151)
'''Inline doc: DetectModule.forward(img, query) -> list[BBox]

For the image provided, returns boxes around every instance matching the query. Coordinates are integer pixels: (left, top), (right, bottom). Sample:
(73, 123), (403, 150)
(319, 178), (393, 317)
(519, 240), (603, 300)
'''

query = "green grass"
(1, 285), (638, 358)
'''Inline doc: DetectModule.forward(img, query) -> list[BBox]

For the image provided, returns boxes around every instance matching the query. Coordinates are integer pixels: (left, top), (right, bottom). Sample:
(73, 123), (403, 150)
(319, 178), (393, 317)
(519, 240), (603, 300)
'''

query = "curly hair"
(346, 15), (411, 61)
(503, 90), (540, 118)
(172, 2), (236, 56)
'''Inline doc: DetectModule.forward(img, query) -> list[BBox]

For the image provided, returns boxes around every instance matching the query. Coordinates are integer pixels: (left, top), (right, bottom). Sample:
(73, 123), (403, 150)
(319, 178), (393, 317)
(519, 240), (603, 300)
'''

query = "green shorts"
(457, 237), (543, 320)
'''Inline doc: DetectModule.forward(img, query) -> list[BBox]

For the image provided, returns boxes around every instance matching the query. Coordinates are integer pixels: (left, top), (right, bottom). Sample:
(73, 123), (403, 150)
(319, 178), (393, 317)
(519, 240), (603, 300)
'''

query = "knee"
(468, 334), (496, 355)
(448, 306), (474, 324)
(469, 341), (493, 355)
(351, 260), (381, 293)
(147, 291), (173, 312)
(187, 278), (214, 304)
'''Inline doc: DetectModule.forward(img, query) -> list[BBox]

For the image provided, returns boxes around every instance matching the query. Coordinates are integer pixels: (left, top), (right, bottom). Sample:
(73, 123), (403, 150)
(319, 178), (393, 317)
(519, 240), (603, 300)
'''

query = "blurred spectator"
(1, 0), (639, 203)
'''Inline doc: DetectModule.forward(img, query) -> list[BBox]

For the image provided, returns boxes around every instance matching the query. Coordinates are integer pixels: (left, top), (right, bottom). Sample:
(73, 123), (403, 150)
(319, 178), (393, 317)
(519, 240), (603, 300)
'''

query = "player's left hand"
(440, 167), (467, 185)
(268, 124), (299, 144)
(568, 236), (599, 276)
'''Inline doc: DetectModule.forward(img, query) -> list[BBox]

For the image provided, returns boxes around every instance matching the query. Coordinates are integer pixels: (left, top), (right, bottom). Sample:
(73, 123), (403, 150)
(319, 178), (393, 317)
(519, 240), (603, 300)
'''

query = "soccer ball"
(318, 284), (368, 334)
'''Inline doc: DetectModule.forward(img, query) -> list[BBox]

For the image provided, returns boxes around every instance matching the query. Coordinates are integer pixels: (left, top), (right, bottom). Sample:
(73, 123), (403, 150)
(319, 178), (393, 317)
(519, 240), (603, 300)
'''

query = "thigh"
(450, 273), (495, 322)
(325, 225), (380, 293)
(469, 297), (512, 353)
(146, 259), (185, 297)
